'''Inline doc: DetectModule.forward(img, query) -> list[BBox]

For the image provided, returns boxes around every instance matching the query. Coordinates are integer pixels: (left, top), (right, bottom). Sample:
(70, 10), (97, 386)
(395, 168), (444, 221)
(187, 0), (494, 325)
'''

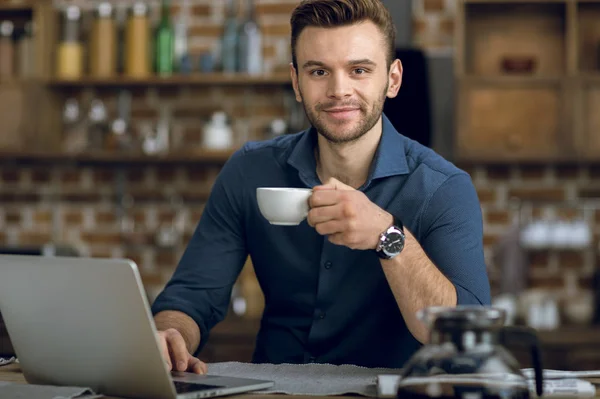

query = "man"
(151, 0), (490, 374)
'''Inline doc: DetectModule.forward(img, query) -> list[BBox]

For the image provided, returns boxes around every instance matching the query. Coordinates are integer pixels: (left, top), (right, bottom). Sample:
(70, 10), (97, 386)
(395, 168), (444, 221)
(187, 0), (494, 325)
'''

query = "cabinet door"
(456, 80), (569, 161)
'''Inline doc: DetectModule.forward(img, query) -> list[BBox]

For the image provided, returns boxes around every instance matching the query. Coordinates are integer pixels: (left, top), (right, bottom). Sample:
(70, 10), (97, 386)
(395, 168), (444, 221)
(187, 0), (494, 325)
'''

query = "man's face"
(291, 21), (401, 144)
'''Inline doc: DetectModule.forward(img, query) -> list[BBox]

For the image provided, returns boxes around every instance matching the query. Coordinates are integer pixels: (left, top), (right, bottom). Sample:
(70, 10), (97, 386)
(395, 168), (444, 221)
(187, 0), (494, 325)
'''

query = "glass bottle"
(0, 21), (15, 79)
(237, 0), (262, 75)
(125, 2), (151, 78)
(155, 0), (174, 77)
(221, 0), (239, 73)
(173, 0), (191, 74)
(17, 21), (35, 78)
(56, 6), (83, 80)
(90, 2), (117, 78)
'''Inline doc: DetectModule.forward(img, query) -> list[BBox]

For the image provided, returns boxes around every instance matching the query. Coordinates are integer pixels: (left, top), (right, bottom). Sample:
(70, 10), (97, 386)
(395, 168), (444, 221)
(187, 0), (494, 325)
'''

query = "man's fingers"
(158, 333), (172, 370)
(165, 329), (190, 372)
(314, 220), (344, 236)
(309, 189), (341, 208)
(313, 177), (353, 191)
(188, 354), (208, 375)
(327, 232), (345, 246)
(307, 205), (342, 226)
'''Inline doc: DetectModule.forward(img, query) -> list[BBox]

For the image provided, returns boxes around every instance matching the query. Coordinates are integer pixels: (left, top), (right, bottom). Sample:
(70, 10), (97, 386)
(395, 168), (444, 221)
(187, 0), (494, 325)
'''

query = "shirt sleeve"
(151, 149), (248, 354)
(418, 172), (491, 306)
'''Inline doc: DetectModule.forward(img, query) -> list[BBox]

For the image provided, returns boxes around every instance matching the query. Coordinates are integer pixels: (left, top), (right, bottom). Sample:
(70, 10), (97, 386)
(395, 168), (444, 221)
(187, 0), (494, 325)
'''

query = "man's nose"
(326, 72), (352, 99)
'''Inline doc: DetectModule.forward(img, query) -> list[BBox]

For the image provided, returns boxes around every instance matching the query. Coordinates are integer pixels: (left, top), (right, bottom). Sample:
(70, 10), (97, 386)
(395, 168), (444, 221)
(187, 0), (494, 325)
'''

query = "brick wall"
(1, 0), (599, 308)
(2, 162), (599, 301)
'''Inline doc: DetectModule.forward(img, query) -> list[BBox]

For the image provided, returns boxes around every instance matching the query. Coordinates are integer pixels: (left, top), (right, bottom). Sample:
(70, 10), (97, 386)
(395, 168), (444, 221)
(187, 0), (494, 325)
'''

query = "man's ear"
(290, 63), (303, 102)
(386, 59), (403, 99)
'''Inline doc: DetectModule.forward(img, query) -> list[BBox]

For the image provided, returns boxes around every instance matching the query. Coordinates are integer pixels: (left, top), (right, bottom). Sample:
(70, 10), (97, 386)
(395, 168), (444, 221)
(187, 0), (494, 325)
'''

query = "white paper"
(530, 379), (596, 397)
(0, 357), (16, 367)
(522, 368), (600, 380)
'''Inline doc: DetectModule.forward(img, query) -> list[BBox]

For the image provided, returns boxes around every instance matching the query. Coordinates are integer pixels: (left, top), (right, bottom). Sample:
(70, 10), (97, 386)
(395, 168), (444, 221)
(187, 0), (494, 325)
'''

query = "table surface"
(2, 363), (600, 399)
(0, 363), (334, 399)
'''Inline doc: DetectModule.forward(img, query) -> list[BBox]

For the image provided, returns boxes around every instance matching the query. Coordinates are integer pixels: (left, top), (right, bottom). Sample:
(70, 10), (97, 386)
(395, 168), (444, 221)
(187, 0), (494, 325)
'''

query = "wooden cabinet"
(456, 0), (600, 162)
(457, 79), (568, 160)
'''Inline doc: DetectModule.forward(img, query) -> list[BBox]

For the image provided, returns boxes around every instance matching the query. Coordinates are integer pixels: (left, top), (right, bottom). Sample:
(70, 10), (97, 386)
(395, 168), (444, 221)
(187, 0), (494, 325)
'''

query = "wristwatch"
(375, 216), (405, 260)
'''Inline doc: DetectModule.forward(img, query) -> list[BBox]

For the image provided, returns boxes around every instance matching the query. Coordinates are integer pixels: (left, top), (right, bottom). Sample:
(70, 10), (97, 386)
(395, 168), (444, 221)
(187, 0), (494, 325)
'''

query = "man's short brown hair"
(290, 0), (397, 70)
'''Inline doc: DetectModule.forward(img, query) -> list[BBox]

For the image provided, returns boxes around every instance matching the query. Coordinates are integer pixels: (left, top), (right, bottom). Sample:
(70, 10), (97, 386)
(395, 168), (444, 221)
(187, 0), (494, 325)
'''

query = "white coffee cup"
(256, 187), (312, 226)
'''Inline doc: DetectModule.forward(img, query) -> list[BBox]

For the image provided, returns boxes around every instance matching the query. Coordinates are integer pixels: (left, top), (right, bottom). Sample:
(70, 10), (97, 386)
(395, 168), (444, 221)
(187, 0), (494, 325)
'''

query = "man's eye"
(354, 68), (367, 75)
(311, 70), (327, 77)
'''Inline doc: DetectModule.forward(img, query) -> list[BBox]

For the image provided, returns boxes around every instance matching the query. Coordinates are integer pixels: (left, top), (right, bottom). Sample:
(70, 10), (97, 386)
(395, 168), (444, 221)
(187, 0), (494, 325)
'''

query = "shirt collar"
(287, 113), (410, 188)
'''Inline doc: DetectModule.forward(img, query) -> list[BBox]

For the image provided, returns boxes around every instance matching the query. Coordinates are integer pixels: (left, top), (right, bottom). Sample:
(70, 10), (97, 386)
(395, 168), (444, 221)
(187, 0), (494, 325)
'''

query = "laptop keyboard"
(173, 380), (225, 394)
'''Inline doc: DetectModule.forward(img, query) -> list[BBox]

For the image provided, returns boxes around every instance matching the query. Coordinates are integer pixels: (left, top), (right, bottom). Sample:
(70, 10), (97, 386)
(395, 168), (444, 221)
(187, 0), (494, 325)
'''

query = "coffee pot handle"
(499, 326), (544, 397)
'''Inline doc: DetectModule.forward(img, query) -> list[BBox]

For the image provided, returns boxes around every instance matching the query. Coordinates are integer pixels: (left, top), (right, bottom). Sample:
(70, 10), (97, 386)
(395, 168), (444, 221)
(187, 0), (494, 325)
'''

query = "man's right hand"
(157, 328), (207, 375)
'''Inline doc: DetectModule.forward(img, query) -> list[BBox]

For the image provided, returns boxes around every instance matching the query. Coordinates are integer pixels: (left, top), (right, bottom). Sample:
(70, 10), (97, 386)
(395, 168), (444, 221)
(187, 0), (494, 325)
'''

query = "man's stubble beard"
(299, 83), (389, 145)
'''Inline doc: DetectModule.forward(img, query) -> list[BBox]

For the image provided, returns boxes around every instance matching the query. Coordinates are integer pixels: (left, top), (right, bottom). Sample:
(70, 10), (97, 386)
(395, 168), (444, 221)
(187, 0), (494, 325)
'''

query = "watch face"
(384, 231), (405, 254)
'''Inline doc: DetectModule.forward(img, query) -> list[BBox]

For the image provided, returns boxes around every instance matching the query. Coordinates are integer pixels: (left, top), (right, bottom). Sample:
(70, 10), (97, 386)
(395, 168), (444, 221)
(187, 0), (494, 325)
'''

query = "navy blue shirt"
(151, 114), (491, 368)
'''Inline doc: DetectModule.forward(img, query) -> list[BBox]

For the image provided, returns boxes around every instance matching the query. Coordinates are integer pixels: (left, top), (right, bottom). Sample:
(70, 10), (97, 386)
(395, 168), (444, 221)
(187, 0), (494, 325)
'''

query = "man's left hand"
(307, 178), (393, 250)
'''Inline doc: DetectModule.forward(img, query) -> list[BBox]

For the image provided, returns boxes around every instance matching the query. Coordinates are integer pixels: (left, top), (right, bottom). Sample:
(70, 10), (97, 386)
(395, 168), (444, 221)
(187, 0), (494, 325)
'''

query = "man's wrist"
(374, 212), (395, 250)
(375, 213), (405, 259)
(154, 310), (201, 353)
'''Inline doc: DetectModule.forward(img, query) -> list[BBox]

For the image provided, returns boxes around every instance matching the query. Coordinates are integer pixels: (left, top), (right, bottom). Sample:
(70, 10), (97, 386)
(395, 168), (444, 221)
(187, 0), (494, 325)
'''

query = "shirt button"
(324, 261), (332, 270)
(318, 311), (326, 320)
(309, 356), (316, 363)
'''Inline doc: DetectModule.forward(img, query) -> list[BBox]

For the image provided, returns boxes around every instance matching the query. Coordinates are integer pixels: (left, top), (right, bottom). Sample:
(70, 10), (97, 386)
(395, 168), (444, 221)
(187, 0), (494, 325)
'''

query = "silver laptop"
(0, 255), (274, 399)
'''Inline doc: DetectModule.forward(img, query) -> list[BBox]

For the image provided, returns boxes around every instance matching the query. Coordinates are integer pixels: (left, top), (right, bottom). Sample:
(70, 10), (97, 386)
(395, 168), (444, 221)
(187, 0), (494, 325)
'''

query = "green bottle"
(155, 0), (174, 76)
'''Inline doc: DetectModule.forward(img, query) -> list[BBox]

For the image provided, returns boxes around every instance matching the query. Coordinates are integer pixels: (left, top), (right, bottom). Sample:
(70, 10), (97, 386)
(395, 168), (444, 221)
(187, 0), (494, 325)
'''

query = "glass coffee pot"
(397, 306), (544, 399)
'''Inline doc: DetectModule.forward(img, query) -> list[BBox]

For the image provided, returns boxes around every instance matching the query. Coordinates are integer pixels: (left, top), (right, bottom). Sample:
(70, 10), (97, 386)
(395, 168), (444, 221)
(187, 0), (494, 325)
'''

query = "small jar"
(90, 2), (117, 78)
(56, 6), (83, 79)
(125, 2), (151, 78)
(0, 20), (15, 79)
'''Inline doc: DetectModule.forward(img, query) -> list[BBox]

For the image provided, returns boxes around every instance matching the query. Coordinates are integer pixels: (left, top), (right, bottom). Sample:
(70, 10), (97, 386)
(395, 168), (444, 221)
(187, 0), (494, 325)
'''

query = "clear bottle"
(62, 98), (87, 154)
(237, 0), (262, 75)
(221, 0), (239, 73)
(173, 0), (191, 74)
(125, 2), (151, 78)
(155, 0), (174, 76)
(17, 21), (35, 78)
(0, 20), (15, 79)
(90, 2), (117, 78)
(87, 99), (110, 151)
(56, 6), (83, 80)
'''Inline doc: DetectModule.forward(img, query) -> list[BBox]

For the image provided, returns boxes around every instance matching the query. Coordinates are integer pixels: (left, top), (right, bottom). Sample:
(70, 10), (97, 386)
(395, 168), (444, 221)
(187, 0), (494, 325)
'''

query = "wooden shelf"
(48, 73), (292, 88)
(0, 149), (237, 165)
